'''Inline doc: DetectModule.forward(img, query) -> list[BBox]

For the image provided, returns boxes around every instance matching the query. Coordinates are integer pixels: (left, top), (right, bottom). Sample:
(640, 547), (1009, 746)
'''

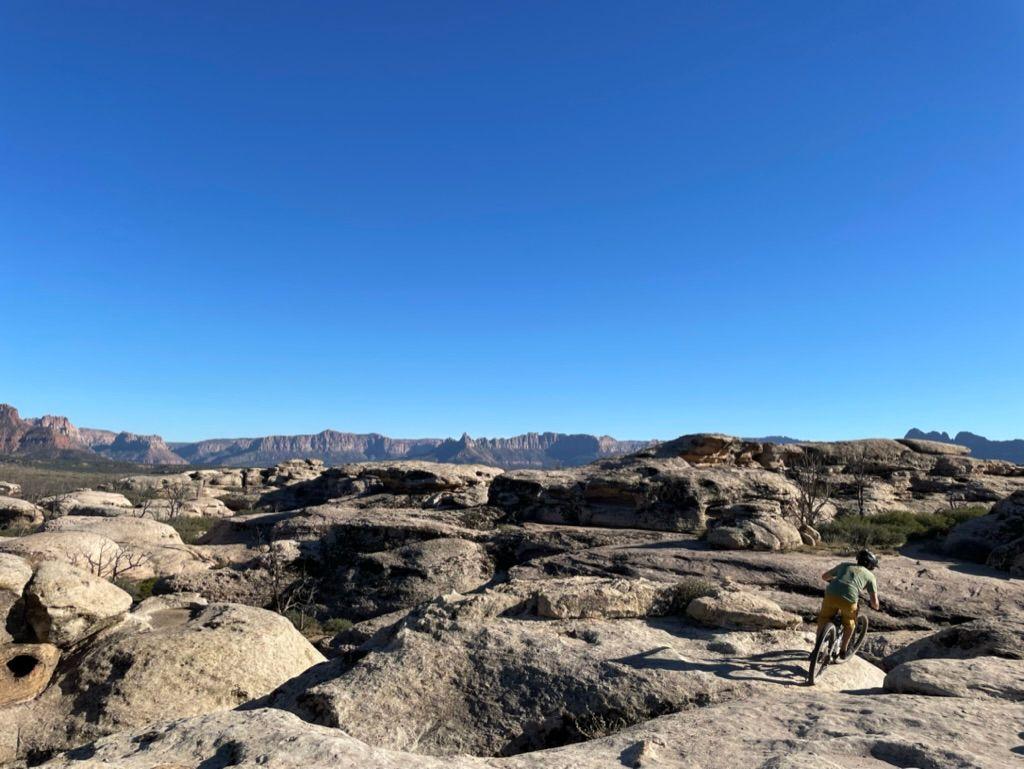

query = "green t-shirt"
(825, 562), (877, 604)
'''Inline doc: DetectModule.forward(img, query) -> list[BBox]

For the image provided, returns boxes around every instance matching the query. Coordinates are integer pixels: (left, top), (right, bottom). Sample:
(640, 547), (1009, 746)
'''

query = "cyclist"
(815, 548), (880, 659)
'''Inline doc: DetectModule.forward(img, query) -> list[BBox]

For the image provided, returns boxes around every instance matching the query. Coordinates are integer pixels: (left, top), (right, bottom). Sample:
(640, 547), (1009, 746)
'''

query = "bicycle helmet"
(857, 548), (879, 570)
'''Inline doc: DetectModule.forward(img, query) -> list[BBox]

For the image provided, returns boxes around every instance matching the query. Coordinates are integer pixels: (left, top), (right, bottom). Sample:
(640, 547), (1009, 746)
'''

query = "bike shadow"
(610, 646), (811, 688)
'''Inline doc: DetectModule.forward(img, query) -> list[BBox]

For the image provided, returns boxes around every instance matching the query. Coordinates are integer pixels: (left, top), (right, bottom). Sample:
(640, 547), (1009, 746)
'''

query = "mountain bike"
(806, 596), (870, 685)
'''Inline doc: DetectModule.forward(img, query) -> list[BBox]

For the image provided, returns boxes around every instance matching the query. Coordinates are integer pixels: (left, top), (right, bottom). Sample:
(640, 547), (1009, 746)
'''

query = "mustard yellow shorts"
(816, 593), (857, 636)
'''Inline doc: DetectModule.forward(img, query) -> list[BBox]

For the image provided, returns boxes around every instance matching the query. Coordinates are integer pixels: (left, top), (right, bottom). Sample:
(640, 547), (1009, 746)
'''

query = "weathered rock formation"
(945, 489), (1024, 575)
(0, 597), (326, 763)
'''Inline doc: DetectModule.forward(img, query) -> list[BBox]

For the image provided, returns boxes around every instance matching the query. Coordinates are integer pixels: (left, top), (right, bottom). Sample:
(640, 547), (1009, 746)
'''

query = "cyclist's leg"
(838, 600), (858, 655)
(815, 594), (839, 638)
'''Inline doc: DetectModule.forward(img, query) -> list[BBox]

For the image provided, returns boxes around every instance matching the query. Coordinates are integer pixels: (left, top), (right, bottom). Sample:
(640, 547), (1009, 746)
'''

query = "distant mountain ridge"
(904, 428), (1024, 464)
(0, 403), (651, 469)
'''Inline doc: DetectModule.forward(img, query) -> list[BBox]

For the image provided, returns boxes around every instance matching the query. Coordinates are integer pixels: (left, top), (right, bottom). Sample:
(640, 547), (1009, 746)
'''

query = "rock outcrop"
(884, 656), (1024, 700)
(38, 490), (133, 517)
(335, 537), (494, 620)
(0, 496), (44, 530)
(0, 481), (21, 496)
(0, 553), (33, 643)
(705, 501), (802, 551)
(258, 461), (503, 511)
(945, 489), (1024, 575)
(24, 561), (134, 645)
(881, 618), (1024, 670)
(1, 598), (326, 763)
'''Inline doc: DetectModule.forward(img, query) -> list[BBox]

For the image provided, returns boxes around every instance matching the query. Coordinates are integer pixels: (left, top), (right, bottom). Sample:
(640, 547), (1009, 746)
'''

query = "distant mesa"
(905, 428), (1024, 464)
(0, 403), (650, 470)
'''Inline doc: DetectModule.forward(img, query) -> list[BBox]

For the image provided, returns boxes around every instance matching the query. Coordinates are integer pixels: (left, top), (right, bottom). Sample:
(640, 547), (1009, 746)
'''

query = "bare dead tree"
(849, 446), (871, 517)
(38, 487), (73, 521)
(253, 527), (319, 630)
(67, 542), (150, 580)
(162, 481), (195, 520)
(790, 452), (835, 529)
(125, 486), (161, 518)
(946, 486), (964, 510)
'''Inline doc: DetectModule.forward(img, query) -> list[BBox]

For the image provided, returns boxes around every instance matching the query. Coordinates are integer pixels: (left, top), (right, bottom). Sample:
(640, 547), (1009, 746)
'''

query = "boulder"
(24, 561), (133, 645)
(686, 590), (801, 631)
(884, 656), (1024, 701)
(38, 489), (133, 516)
(881, 618), (1024, 671)
(0, 553), (33, 643)
(4, 600), (326, 762)
(0, 496), (44, 530)
(945, 490), (1024, 575)
(0, 643), (60, 707)
(0, 481), (21, 496)
(42, 515), (184, 547)
(705, 501), (802, 551)
(336, 537), (493, 620)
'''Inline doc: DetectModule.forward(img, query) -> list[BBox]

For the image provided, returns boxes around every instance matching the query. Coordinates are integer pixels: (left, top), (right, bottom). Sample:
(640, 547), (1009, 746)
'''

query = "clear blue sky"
(2, 2), (1022, 442)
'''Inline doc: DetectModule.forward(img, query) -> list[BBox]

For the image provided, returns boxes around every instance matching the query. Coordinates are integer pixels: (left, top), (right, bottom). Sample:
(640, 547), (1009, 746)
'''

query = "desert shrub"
(667, 576), (717, 612)
(820, 506), (989, 550)
(322, 617), (354, 634)
(0, 522), (38, 538)
(283, 609), (323, 638)
(167, 515), (220, 544)
(114, 576), (159, 603)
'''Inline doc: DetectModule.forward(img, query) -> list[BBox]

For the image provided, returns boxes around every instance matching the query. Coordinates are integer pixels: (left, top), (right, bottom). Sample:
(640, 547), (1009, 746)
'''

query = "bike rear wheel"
(808, 624), (837, 685)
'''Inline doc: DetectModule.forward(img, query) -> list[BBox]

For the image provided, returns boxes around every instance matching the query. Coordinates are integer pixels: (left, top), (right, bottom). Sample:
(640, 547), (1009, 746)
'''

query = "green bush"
(114, 576), (158, 603)
(167, 516), (220, 544)
(283, 609), (323, 638)
(820, 506), (989, 550)
(322, 617), (354, 634)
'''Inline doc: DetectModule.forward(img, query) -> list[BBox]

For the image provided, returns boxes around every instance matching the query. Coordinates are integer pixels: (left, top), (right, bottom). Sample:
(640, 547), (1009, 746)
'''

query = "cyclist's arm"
(821, 566), (838, 583)
(869, 592), (880, 610)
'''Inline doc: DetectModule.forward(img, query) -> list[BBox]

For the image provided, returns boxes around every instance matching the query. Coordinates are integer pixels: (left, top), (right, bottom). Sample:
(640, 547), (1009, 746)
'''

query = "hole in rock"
(6, 654), (39, 678)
